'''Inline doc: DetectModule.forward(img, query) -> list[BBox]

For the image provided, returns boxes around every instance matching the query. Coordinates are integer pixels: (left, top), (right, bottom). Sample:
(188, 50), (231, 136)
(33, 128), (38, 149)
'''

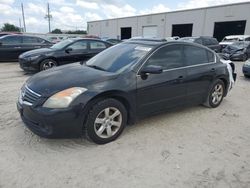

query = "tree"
(1, 23), (20, 32)
(51, 28), (62, 34)
(65, 30), (87, 34)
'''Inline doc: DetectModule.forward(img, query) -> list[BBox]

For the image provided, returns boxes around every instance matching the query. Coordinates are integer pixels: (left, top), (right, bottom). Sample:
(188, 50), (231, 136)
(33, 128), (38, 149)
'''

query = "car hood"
(223, 46), (244, 54)
(26, 63), (117, 96)
(20, 48), (56, 57)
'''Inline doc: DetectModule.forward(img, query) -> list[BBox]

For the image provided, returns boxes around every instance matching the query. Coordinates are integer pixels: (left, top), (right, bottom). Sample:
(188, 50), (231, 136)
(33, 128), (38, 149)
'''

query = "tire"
(40, 59), (57, 71)
(204, 80), (225, 108)
(83, 98), (127, 144)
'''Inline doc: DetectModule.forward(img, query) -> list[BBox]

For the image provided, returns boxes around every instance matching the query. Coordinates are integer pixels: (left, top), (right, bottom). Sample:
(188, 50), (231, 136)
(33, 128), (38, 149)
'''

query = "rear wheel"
(83, 98), (127, 144)
(40, 59), (57, 71)
(204, 80), (225, 108)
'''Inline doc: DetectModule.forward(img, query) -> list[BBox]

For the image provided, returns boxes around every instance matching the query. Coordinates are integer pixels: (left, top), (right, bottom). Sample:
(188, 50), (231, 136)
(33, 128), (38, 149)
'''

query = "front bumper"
(243, 65), (250, 76)
(17, 101), (85, 138)
(19, 58), (39, 72)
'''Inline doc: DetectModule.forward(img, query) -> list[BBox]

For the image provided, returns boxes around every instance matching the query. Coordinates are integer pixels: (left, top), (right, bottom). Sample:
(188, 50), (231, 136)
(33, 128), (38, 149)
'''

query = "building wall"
(88, 2), (250, 39)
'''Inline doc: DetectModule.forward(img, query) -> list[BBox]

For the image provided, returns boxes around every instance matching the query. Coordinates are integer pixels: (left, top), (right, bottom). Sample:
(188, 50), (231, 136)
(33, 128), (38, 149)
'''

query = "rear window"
(184, 45), (213, 66)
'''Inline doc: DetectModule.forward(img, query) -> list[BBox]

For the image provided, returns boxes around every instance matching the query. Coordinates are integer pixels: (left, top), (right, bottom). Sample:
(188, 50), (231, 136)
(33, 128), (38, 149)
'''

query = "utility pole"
(19, 18), (22, 32)
(45, 3), (52, 33)
(21, 3), (26, 32)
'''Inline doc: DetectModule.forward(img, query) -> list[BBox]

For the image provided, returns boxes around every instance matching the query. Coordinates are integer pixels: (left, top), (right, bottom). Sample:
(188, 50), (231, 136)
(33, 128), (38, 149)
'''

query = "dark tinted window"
(195, 38), (202, 44)
(69, 41), (87, 50)
(22, 36), (39, 43)
(184, 45), (210, 65)
(203, 38), (211, 45)
(245, 37), (250, 41)
(207, 51), (215, 62)
(211, 38), (219, 45)
(146, 44), (184, 70)
(0, 36), (22, 44)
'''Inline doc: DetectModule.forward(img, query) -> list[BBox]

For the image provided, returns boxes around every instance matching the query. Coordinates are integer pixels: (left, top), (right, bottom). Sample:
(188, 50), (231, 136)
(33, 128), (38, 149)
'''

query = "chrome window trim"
(136, 43), (216, 76)
(25, 85), (41, 97)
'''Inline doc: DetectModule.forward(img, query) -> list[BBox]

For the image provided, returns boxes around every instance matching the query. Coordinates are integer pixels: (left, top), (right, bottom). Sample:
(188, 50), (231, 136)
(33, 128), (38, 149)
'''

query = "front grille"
(20, 86), (41, 105)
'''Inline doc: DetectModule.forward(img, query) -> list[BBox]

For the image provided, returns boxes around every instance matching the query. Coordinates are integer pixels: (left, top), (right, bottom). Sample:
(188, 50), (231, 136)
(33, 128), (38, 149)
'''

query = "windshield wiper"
(87, 65), (106, 71)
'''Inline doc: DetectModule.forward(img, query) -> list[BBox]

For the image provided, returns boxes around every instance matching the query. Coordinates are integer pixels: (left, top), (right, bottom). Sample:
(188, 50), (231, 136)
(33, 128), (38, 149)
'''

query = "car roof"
(225, 35), (250, 39)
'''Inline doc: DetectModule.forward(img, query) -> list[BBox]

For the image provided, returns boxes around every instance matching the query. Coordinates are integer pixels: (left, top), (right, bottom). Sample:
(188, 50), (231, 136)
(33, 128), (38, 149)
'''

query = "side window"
(146, 45), (184, 70)
(90, 41), (107, 50)
(195, 38), (203, 44)
(1, 36), (22, 45)
(184, 45), (209, 66)
(203, 38), (212, 46)
(207, 50), (215, 62)
(212, 38), (219, 45)
(69, 41), (87, 50)
(23, 36), (39, 44)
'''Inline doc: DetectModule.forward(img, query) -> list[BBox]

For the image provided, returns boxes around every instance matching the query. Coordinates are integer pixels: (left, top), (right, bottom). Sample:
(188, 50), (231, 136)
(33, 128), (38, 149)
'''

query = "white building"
(87, 2), (250, 42)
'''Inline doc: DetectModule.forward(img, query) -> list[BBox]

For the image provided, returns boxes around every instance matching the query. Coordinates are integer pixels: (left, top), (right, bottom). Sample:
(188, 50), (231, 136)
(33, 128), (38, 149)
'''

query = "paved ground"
(0, 61), (250, 188)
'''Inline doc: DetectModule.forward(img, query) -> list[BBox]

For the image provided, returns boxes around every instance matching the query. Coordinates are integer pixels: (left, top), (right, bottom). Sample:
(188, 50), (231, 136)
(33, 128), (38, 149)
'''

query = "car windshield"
(50, 39), (73, 49)
(86, 43), (152, 73)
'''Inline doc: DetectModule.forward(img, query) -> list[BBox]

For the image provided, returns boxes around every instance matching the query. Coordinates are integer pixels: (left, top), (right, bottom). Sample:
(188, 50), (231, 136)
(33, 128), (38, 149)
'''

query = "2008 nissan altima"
(17, 41), (236, 144)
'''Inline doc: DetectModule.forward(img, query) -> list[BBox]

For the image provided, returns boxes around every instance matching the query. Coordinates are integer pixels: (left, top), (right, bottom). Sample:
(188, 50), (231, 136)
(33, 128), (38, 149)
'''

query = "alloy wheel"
(94, 107), (122, 139)
(211, 84), (223, 105)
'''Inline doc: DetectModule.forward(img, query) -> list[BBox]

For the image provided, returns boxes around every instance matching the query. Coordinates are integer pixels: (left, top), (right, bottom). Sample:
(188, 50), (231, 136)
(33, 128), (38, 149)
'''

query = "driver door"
(136, 44), (188, 117)
(60, 40), (89, 65)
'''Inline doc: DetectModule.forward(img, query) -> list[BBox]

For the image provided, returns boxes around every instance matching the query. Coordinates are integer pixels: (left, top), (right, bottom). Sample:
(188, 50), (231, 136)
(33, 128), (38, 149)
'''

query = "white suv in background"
(220, 35), (250, 49)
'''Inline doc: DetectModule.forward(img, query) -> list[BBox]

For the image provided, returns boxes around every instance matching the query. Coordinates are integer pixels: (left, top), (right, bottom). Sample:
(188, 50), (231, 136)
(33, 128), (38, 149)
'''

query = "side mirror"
(140, 65), (163, 75)
(65, 47), (73, 53)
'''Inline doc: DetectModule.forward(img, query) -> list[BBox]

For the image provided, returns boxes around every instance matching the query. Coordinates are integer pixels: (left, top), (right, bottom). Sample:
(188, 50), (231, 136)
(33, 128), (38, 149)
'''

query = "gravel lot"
(0, 61), (250, 188)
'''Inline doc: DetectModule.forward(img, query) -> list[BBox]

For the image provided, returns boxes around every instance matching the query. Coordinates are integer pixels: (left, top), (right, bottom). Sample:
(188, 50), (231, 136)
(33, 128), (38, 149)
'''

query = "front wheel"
(40, 59), (57, 71)
(204, 80), (225, 108)
(84, 98), (127, 144)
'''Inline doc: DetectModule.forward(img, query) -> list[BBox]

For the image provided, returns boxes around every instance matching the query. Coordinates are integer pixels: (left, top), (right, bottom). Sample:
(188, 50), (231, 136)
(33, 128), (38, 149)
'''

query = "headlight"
(28, 55), (40, 61)
(43, 87), (87, 108)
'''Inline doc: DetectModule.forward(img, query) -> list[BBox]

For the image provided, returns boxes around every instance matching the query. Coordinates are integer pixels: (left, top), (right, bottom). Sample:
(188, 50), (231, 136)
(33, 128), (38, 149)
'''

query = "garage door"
(143, 26), (157, 38)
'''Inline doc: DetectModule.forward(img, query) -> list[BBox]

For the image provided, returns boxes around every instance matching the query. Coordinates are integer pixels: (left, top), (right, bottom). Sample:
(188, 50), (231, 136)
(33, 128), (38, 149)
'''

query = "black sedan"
(19, 38), (112, 72)
(221, 42), (250, 61)
(0, 35), (52, 61)
(17, 41), (236, 144)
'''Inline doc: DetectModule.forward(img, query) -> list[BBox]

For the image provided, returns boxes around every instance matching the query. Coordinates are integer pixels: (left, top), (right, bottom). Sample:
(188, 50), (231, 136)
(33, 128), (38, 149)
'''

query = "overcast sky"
(0, 0), (249, 33)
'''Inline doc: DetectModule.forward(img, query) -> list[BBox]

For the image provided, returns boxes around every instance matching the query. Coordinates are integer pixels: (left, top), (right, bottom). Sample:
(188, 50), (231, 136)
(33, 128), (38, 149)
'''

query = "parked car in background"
(19, 38), (112, 72)
(219, 35), (250, 50)
(179, 36), (221, 52)
(221, 41), (250, 61)
(0, 32), (22, 37)
(243, 59), (250, 77)
(17, 41), (236, 144)
(102, 38), (122, 45)
(166, 36), (180, 41)
(129, 37), (167, 42)
(0, 35), (52, 62)
(47, 36), (65, 44)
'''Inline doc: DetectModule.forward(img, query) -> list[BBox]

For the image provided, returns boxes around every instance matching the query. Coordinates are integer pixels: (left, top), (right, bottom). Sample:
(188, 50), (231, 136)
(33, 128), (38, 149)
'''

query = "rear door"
(0, 35), (22, 61)
(184, 44), (216, 105)
(136, 44), (188, 117)
(88, 41), (110, 59)
(21, 36), (43, 54)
